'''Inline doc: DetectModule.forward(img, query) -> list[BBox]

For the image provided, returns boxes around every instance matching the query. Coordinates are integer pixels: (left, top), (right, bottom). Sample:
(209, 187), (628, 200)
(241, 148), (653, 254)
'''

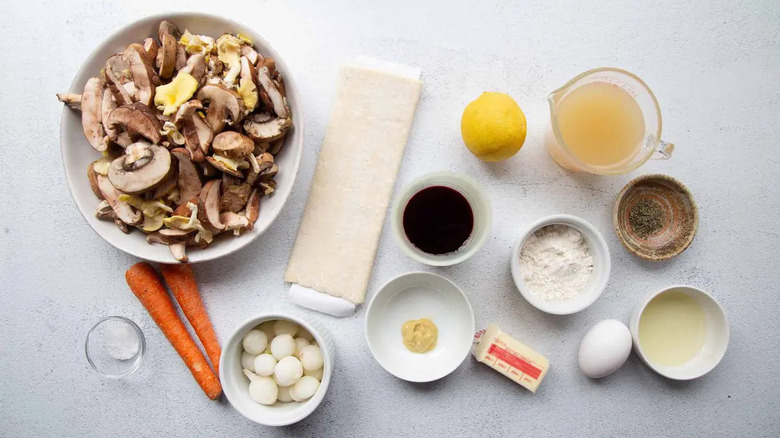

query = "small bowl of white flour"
(511, 214), (611, 315)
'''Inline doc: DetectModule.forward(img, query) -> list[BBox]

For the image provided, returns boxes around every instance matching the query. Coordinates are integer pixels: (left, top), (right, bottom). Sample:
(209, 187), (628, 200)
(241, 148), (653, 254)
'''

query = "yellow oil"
(556, 82), (645, 167)
(639, 290), (706, 367)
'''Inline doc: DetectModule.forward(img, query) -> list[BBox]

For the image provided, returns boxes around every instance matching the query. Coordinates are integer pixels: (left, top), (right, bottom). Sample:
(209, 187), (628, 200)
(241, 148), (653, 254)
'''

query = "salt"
(104, 322), (139, 360)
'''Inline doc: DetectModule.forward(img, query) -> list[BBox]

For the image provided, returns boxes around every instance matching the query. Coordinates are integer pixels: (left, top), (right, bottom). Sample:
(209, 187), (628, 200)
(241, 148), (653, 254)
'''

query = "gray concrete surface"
(1, 0), (779, 436)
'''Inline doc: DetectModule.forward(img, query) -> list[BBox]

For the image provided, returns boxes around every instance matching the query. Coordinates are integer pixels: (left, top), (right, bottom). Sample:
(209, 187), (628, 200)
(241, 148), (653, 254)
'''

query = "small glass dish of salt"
(85, 316), (145, 378)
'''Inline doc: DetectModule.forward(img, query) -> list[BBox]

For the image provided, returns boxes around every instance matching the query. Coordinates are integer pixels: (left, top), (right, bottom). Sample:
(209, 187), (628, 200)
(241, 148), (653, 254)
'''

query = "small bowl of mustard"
(365, 272), (475, 382)
(613, 174), (698, 261)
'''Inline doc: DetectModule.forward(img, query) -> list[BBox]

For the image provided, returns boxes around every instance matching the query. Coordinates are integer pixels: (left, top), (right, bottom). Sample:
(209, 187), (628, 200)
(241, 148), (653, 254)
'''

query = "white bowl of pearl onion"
(220, 313), (335, 426)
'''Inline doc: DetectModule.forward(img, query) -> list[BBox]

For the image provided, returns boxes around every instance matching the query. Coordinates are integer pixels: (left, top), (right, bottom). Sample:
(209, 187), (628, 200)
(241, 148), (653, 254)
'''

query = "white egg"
(277, 385), (293, 403)
(242, 329), (268, 355)
(303, 366), (323, 380)
(273, 320), (299, 337)
(274, 356), (303, 387)
(241, 352), (258, 370)
(248, 376), (278, 405)
(258, 321), (276, 340)
(299, 345), (324, 371)
(578, 319), (632, 378)
(253, 354), (277, 376)
(291, 376), (320, 401)
(294, 337), (311, 357)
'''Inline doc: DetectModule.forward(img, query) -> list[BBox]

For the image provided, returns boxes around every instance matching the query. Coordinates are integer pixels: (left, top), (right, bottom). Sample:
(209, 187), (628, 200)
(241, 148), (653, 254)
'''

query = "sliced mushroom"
(241, 45), (259, 65)
(212, 131), (254, 158)
(200, 160), (219, 178)
(81, 77), (107, 152)
(95, 200), (113, 219)
(96, 174), (142, 225)
(179, 53), (206, 85)
(150, 157), (179, 199)
(268, 137), (285, 155)
(244, 188), (260, 229)
(108, 143), (173, 194)
(147, 228), (194, 245)
(198, 180), (225, 232)
(157, 33), (178, 80)
(243, 117), (291, 142)
(106, 103), (163, 144)
(256, 66), (289, 119)
(246, 153), (274, 186)
(104, 55), (135, 106)
(88, 168), (102, 200)
(158, 20), (182, 42)
(176, 44), (188, 71)
(205, 156), (244, 178)
(181, 120), (206, 162)
(57, 93), (82, 110)
(220, 183), (252, 212)
(142, 38), (160, 67)
(219, 211), (250, 232)
(237, 56), (258, 112)
(170, 148), (202, 206)
(174, 101), (206, 161)
(192, 115), (213, 154)
(196, 84), (245, 133)
(101, 88), (118, 141)
(169, 242), (188, 262)
(123, 43), (158, 107)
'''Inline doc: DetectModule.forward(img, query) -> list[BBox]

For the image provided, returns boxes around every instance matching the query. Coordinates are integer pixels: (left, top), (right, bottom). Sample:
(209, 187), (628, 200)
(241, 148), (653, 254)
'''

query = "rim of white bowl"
(59, 12), (304, 263)
(510, 214), (611, 315)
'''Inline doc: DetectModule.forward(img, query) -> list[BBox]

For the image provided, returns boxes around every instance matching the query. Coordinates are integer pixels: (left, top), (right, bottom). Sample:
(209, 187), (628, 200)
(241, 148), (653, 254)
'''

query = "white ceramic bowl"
(511, 214), (611, 315)
(629, 285), (729, 380)
(365, 272), (475, 382)
(220, 313), (335, 426)
(59, 12), (304, 263)
(391, 172), (492, 266)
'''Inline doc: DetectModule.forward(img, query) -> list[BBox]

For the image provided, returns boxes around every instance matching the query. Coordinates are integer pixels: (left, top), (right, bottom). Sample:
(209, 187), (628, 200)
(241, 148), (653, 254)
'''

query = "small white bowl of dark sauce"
(391, 172), (492, 266)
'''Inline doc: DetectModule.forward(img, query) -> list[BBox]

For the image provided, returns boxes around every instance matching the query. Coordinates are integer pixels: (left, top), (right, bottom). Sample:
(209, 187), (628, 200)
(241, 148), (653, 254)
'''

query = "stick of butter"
(472, 323), (550, 393)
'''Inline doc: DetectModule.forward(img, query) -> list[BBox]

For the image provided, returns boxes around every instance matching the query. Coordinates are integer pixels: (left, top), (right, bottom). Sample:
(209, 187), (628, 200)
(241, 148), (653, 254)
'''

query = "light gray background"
(1, 1), (778, 436)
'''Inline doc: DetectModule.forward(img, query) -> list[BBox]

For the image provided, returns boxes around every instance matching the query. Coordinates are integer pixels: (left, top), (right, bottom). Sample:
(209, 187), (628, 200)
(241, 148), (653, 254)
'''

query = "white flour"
(519, 224), (593, 301)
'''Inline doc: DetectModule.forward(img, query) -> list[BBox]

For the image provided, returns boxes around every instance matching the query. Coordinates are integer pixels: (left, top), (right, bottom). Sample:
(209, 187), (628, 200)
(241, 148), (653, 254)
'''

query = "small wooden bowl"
(613, 174), (698, 261)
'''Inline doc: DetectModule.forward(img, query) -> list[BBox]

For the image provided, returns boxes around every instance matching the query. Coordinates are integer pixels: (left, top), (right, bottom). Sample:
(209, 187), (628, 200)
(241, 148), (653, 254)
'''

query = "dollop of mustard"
(401, 318), (438, 353)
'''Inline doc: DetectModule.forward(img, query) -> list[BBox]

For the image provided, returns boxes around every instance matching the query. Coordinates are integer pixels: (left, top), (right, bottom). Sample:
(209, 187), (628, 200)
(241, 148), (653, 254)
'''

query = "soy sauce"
(402, 186), (474, 255)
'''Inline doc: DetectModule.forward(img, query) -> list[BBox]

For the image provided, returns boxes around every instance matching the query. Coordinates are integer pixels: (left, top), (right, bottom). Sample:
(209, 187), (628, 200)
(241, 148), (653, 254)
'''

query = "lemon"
(461, 92), (527, 162)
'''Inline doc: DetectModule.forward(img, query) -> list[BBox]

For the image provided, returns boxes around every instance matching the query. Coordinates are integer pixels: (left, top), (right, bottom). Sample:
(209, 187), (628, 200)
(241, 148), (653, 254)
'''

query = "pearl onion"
(258, 321), (276, 341)
(291, 376), (319, 401)
(274, 356), (303, 387)
(276, 385), (293, 403)
(299, 345), (324, 371)
(242, 330), (267, 355)
(294, 337), (310, 357)
(297, 329), (314, 341)
(273, 320), (299, 337)
(248, 376), (278, 405)
(303, 366), (323, 380)
(270, 334), (296, 360)
(253, 354), (277, 376)
(241, 352), (257, 370)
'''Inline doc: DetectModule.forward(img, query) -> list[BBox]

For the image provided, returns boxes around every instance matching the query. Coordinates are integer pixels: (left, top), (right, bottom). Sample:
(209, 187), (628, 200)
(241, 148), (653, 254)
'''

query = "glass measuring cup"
(546, 68), (674, 175)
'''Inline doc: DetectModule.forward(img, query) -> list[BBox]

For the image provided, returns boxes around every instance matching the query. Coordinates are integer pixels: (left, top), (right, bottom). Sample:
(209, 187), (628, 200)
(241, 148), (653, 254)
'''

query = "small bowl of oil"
(629, 285), (729, 380)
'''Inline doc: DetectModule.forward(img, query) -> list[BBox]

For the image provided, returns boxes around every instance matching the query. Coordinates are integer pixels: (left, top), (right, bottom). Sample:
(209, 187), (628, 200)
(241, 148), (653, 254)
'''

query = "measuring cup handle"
(652, 140), (674, 160)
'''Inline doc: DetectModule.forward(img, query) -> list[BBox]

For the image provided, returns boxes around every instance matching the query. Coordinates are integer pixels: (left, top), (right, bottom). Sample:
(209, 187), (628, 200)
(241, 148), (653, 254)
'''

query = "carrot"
(160, 264), (222, 374)
(125, 262), (222, 400)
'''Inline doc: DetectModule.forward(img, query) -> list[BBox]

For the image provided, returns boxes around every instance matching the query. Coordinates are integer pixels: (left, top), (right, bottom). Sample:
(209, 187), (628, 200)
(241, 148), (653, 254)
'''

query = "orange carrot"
(125, 262), (221, 400)
(160, 264), (222, 374)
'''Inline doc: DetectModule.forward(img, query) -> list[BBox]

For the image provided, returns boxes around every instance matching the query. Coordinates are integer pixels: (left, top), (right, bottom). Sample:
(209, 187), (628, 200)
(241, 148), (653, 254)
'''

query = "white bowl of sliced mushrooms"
(58, 13), (302, 263)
